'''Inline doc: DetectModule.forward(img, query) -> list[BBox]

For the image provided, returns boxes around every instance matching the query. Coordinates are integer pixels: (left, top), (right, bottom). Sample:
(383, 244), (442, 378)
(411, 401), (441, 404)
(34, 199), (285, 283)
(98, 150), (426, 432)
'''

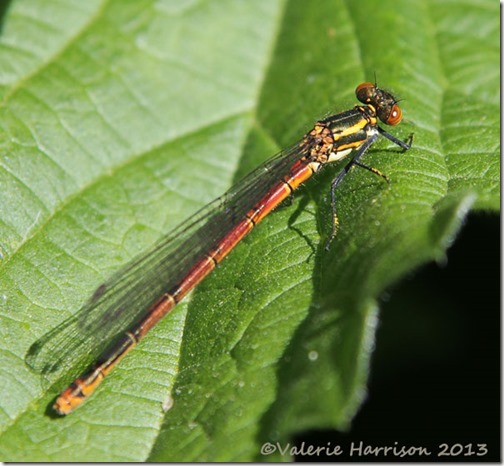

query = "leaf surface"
(0, 0), (498, 461)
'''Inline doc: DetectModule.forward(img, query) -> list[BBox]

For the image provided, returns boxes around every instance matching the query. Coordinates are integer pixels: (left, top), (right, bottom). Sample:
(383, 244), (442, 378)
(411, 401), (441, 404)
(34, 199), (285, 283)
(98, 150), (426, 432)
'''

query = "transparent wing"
(26, 140), (310, 378)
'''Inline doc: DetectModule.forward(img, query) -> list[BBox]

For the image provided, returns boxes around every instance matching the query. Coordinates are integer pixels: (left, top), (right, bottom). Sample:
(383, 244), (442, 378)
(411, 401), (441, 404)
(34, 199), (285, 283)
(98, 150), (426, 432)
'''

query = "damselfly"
(26, 82), (413, 415)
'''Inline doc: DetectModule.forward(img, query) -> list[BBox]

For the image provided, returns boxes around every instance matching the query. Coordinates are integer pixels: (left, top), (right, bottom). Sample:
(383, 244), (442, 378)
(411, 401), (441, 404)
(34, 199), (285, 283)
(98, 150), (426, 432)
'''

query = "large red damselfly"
(27, 82), (412, 415)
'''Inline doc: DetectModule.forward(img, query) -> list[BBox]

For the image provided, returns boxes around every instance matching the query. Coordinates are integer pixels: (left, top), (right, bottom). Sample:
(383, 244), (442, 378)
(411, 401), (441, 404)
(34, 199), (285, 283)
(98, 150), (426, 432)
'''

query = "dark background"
(295, 213), (500, 462)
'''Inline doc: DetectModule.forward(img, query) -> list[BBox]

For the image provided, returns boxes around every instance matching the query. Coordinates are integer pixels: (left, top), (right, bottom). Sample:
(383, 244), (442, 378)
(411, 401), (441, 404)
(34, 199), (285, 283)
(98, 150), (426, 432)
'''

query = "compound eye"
(386, 104), (402, 125)
(355, 82), (375, 103)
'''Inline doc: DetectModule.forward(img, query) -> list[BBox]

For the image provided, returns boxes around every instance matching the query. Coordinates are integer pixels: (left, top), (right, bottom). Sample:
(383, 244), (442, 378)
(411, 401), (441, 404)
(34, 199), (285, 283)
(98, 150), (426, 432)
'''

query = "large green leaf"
(0, 0), (498, 461)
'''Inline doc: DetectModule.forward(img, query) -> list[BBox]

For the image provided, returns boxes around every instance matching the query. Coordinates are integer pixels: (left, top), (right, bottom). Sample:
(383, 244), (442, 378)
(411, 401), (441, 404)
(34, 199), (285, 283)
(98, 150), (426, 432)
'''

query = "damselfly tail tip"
(53, 385), (83, 415)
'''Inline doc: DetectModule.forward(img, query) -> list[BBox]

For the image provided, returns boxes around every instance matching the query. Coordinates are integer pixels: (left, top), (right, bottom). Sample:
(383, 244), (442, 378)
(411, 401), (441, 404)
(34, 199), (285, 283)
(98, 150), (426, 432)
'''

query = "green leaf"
(0, 0), (498, 461)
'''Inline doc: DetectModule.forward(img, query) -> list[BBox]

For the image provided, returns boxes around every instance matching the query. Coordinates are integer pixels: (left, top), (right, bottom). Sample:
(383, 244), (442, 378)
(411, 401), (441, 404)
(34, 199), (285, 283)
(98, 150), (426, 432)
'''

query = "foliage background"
(0, 0), (499, 462)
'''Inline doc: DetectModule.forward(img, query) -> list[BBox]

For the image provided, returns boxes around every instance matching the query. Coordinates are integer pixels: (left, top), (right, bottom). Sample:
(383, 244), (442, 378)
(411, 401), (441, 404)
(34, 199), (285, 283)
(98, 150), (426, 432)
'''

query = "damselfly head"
(355, 82), (403, 126)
